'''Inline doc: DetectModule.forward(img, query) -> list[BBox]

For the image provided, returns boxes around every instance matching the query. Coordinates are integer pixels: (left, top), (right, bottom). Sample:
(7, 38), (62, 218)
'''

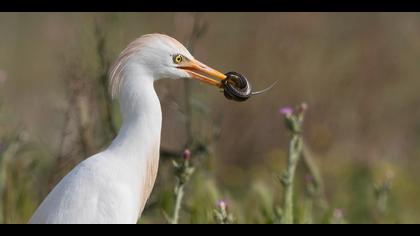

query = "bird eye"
(173, 54), (183, 64)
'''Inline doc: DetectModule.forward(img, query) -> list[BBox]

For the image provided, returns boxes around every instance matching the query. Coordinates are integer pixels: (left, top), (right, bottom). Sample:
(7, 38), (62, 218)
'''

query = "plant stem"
(302, 145), (322, 195)
(302, 197), (313, 224)
(168, 150), (194, 224)
(0, 131), (24, 223)
(171, 184), (185, 224)
(302, 144), (329, 210)
(282, 133), (303, 224)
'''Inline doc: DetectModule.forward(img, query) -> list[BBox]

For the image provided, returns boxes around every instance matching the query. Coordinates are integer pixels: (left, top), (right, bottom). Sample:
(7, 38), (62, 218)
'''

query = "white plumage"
(29, 33), (227, 224)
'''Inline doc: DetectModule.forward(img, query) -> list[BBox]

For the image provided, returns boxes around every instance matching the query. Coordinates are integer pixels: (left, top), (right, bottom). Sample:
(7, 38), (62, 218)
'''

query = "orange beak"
(178, 59), (227, 88)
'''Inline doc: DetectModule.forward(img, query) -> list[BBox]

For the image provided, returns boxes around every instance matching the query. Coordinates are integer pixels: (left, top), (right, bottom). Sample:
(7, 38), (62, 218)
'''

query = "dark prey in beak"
(221, 71), (278, 102)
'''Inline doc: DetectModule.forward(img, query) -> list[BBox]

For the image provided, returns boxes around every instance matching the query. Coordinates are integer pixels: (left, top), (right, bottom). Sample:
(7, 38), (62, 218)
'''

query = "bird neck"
(108, 63), (162, 162)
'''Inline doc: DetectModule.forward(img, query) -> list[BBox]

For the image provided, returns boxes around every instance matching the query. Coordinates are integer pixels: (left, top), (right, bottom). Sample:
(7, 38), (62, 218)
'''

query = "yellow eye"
(173, 54), (183, 64)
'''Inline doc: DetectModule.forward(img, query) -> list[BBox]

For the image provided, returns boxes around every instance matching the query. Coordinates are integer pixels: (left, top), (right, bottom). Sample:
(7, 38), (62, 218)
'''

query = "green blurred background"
(0, 12), (420, 223)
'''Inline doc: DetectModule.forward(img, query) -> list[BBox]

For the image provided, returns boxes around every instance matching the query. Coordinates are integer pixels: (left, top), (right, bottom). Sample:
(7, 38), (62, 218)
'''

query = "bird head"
(109, 33), (227, 99)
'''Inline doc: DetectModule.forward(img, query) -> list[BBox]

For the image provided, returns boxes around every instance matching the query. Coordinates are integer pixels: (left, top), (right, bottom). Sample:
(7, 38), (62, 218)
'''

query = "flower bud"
(183, 149), (191, 161)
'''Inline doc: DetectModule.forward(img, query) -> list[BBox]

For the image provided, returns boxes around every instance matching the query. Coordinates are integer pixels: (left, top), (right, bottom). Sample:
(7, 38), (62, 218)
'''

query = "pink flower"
(279, 107), (293, 117)
(217, 200), (227, 210)
(183, 149), (191, 161)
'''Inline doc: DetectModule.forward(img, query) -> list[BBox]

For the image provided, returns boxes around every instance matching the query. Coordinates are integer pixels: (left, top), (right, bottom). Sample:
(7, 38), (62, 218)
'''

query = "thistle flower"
(168, 148), (195, 224)
(279, 103), (308, 224)
(279, 103), (308, 134)
(183, 148), (191, 161)
(214, 200), (234, 224)
(279, 107), (293, 117)
(218, 200), (227, 211)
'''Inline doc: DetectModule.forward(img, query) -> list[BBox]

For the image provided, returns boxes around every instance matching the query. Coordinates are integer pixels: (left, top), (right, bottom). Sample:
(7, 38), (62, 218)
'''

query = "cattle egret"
(29, 33), (227, 224)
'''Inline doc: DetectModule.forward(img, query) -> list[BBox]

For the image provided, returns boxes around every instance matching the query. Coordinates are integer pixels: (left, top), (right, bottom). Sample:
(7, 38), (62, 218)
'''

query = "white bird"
(29, 33), (227, 224)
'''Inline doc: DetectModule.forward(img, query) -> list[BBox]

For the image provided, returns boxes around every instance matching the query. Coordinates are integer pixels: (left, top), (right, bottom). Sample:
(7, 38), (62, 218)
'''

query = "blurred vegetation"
(1, 12), (420, 223)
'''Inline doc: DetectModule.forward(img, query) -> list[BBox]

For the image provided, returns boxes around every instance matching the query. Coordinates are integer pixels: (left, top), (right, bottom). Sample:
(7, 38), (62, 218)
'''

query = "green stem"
(302, 144), (329, 210)
(302, 197), (313, 224)
(282, 134), (303, 224)
(0, 132), (24, 223)
(171, 184), (185, 224)
(302, 144), (324, 197)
